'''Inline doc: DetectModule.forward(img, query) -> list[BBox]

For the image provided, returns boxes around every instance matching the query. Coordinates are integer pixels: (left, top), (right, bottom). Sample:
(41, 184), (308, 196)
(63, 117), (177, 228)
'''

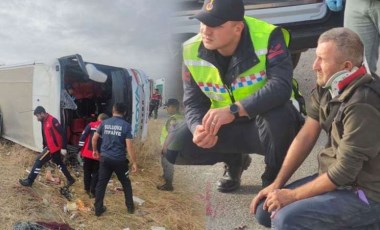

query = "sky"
(0, 0), (179, 79)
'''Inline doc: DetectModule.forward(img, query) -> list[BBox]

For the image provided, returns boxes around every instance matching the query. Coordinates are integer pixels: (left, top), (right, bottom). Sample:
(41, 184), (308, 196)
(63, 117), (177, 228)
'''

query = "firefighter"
(149, 88), (162, 119)
(78, 113), (108, 198)
(19, 106), (75, 187)
(92, 103), (137, 216)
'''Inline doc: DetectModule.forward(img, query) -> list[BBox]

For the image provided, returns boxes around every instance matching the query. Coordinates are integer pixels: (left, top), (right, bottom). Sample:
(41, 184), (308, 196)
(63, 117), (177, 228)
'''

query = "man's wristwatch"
(229, 103), (240, 119)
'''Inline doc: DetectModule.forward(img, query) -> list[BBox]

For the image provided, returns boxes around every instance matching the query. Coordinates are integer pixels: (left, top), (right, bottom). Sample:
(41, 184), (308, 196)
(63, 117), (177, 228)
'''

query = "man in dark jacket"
(19, 106), (75, 187)
(164, 0), (303, 193)
(251, 28), (380, 229)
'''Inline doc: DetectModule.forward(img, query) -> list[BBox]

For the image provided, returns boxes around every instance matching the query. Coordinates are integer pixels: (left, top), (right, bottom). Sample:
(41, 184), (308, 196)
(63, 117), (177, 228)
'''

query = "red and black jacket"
(78, 120), (102, 160)
(42, 114), (65, 153)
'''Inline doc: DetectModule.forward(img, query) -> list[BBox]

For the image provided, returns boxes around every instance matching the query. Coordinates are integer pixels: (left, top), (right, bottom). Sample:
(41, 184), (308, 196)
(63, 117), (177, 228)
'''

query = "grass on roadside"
(0, 119), (204, 230)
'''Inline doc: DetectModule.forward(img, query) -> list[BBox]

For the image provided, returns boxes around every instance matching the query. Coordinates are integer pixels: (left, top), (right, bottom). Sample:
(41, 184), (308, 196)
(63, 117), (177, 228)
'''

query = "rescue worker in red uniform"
(19, 106), (76, 187)
(78, 113), (108, 198)
(149, 88), (162, 119)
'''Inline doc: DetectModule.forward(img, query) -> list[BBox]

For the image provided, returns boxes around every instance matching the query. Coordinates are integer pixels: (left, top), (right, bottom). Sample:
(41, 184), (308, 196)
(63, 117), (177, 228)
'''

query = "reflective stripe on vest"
(160, 114), (183, 146)
(183, 16), (290, 109)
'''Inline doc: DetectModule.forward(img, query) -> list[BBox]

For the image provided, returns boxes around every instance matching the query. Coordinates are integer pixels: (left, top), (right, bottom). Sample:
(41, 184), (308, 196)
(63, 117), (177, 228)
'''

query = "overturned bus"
(0, 54), (150, 152)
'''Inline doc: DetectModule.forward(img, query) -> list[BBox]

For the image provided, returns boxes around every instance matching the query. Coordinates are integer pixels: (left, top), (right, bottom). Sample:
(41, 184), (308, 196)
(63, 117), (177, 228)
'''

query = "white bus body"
(0, 54), (149, 152)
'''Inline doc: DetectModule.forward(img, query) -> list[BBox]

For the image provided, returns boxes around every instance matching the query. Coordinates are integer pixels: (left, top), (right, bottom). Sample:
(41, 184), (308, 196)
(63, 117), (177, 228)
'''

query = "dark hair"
(165, 98), (180, 109)
(33, 106), (46, 115)
(113, 103), (127, 114)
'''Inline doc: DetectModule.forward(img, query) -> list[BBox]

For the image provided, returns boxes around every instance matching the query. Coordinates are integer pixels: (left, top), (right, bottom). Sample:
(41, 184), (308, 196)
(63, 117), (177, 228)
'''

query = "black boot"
(95, 206), (107, 217)
(19, 178), (33, 187)
(217, 154), (251, 193)
(127, 204), (135, 214)
(156, 182), (174, 191)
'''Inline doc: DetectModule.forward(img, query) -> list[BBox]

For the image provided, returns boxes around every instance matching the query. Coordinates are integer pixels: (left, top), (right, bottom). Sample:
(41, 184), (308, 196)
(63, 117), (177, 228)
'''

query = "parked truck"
(0, 54), (150, 152)
(162, 0), (345, 103)
(175, 0), (344, 67)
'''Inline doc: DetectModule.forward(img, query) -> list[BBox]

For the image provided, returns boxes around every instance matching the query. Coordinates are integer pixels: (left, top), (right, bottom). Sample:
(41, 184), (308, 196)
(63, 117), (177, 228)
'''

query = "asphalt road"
(170, 48), (328, 230)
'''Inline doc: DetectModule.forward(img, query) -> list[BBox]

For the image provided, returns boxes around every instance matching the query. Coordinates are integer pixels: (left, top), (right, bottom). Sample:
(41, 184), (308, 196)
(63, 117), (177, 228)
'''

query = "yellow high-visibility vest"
(183, 16), (291, 109)
(160, 114), (184, 146)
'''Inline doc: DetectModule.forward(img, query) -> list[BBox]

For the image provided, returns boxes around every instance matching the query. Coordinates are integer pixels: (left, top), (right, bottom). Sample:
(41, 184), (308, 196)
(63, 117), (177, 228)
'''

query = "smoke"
(0, 0), (179, 78)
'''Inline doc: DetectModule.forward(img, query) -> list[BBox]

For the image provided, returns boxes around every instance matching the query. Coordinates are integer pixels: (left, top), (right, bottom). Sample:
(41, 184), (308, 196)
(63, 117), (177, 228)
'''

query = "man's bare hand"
(131, 162), (138, 173)
(202, 107), (234, 135)
(93, 151), (100, 159)
(250, 183), (279, 214)
(193, 125), (218, 148)
(265, 189), (297, 214)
